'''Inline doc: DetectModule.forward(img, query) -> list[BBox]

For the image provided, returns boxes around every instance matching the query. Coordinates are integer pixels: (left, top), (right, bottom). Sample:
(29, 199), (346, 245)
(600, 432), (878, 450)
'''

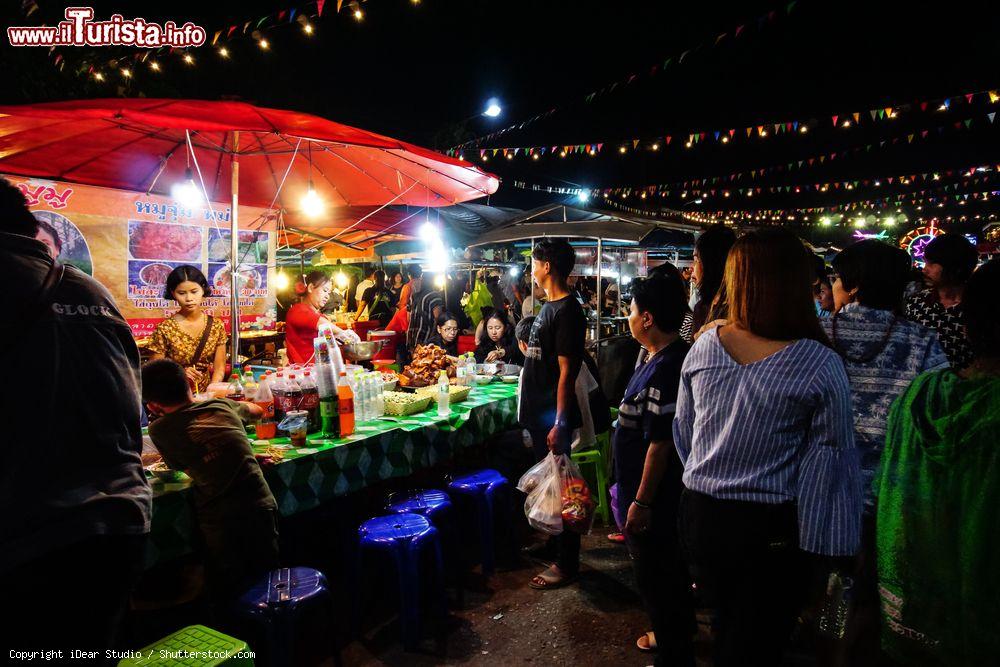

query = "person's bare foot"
(636, 631), (657, 651)
(529, 564), (578, 589)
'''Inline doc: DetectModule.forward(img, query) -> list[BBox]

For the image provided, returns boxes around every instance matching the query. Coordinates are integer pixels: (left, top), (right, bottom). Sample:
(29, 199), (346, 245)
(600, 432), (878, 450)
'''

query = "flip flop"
(607, 531), (625, 543)
(636, 631), (657, 652)
(529, 564), (578, 590)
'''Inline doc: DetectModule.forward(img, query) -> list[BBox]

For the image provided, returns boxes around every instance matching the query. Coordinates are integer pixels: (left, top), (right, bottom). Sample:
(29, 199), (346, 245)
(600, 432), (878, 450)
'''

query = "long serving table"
(145, 383), (518, 568)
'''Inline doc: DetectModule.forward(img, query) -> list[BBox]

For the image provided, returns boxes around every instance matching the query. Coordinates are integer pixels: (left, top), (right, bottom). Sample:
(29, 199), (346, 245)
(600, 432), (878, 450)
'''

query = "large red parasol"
(0, 99), (499, 360)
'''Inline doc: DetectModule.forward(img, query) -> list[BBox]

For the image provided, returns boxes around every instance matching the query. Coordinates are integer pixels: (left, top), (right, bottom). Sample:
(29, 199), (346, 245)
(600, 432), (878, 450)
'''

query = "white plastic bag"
(518, 453), (564, 535)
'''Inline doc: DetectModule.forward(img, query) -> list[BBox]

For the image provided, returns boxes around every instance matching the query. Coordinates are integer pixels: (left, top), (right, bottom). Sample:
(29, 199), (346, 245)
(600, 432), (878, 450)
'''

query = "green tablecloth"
(145, 383), (518, 568)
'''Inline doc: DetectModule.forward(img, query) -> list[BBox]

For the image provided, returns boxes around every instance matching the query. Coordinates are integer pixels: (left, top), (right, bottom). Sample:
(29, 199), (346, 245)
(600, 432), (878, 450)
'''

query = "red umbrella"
(0, 98), (499, 359)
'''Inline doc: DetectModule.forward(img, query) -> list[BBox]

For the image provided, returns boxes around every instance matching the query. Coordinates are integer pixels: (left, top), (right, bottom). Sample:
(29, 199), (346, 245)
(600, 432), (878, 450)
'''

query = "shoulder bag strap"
(190, 314), (215, 365)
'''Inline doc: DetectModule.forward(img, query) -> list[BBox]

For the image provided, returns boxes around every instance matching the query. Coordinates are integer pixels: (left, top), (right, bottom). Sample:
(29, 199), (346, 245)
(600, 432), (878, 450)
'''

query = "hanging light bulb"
(258, 39), (269, 50)
(183, 53), (194, 65)
(120, 68), (132, 78)
(171, 168), (202, 207)
(149, 61), (160, 71)
(303, 23), (314, 35)
(300, 142), (324, 217)
(274, 270), (290, 290)
(301, 187), (323, 217)
(334, 271), (349, 290)
(218, 47), (229, 58)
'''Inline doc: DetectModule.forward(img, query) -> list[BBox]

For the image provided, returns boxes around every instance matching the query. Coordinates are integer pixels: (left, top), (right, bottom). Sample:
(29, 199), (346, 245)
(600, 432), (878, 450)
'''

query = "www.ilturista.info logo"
(7, 7), (206, 48)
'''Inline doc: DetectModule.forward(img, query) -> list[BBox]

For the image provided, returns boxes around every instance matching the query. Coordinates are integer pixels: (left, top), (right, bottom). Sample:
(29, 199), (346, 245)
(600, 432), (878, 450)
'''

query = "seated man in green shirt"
(142, 359), (279, 595)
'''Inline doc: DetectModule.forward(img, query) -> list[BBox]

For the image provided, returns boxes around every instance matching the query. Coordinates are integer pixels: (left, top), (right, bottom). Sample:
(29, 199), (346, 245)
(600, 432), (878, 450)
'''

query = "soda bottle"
(254, 369), (275, 421)
(242, 367), (258, 401)
(437, 369), (450, 418)
(226, 373), (245, 401)
(299, 370), (320, 432)
(272, 372), (288, 422)
(337, 371), (355, 437)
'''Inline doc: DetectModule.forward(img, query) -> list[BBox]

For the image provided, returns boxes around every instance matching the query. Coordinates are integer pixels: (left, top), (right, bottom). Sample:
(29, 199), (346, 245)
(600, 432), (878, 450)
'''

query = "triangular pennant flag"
(243, 21), (251, 34)
(908, 134), (915, 143)
(746, 127), (753, 137)
(256, 16), (269, 29)
(920, 101), (928, 111)
(715, 33), (727, 45)
(966, 93), (974, 104)
(714, 131), (721, 141)
(852, 112), (860, 123)
(989, 112), (997, 123)
(832, 115), (839, 126)
(227, 25), (237, 38)
(211, 30), (221, 45)
(786, 0), (797, 13)
(679, 50), (691, 63)
(870, 109), (878, 121)
(735, 24), (745, 37)
(632, 139), (640, 149)
(877, 109), (885, 119)
(964, 118), (973, 128)
(884, 107), (893, 117)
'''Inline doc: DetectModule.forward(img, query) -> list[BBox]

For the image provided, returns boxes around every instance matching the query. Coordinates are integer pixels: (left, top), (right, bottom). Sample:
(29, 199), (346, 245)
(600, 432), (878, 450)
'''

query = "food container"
(383, 391), (433, 416)
(501, 376), (519, 384)
(415, 385), (472, 404)
(147, 463), (185, 483)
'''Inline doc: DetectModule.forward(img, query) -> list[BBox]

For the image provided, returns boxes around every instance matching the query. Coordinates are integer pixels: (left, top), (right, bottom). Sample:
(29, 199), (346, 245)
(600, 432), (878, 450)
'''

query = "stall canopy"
(0, 99), (499, 208)
(280, 202), (520, 254)
(468, 204), (700, 247)
(0, 99), (499, 360)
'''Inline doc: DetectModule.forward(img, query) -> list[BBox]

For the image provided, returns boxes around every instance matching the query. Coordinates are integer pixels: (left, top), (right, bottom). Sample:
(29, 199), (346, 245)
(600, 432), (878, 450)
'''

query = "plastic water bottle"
(818, 572), (854, 639)
(456, 354), (468, 387)
(437, 370), (450, 418)
(313, 336), (339, 437)
(373, 373), (385, 417)
(353, 370), (367, 422)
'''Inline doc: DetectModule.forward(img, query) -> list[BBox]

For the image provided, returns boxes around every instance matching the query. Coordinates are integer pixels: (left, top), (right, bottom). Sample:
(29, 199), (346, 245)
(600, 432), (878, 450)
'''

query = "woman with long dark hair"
(674, 229), (861, 666)
(285, 270), (360, 364)
(474, 310), (523, 365)
(690, 224), (737, 334)
(148, 265), (227, 392)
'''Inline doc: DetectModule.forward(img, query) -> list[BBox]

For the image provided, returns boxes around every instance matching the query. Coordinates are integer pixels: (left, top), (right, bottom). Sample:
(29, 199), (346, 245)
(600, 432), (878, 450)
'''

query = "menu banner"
(5, 175), (277, 338)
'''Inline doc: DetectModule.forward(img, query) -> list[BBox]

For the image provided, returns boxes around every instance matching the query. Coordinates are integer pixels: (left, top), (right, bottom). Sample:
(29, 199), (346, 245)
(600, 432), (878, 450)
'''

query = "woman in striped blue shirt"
(673, 229), (861, 666)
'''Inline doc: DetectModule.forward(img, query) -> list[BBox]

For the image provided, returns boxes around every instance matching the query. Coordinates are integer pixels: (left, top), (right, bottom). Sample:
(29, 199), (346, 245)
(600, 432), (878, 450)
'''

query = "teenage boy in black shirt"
(519, 238), (587, 589)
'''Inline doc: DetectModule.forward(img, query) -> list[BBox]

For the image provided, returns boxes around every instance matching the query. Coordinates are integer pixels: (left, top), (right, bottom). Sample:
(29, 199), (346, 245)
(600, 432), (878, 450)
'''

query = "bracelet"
(632, 498), (652, 510)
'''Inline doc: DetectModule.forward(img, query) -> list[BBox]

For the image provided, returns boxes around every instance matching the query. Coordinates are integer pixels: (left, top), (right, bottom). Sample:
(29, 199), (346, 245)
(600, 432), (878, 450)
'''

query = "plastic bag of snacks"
(559, 455), (595, 534)
(517, 453), (595, 535)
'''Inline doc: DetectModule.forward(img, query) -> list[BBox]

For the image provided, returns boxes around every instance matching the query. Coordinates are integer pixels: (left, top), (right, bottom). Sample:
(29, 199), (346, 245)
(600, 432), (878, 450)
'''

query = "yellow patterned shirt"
(147, 315), (228, 389)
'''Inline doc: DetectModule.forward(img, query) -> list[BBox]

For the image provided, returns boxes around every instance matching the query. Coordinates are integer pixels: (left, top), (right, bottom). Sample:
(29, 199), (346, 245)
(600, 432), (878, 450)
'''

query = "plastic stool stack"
(385, 489), (463, 604)
(233, 567), (340, 667)
(117, 625), (252, 666)
(357, 513), (446, 650)
(445, 469), (511, 577)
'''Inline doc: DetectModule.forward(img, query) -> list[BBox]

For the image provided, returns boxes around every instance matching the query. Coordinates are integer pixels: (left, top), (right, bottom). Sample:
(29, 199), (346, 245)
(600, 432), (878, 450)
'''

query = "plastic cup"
(256, 421), (277, 439)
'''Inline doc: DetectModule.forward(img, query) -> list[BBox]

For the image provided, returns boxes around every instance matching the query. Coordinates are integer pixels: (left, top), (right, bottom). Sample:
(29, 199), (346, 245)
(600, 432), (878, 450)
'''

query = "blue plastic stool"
(386, 489), (464, 605)
(446, 469), (511, 577)
(234, 567), (341, 667)
(357, 513), (446, 650)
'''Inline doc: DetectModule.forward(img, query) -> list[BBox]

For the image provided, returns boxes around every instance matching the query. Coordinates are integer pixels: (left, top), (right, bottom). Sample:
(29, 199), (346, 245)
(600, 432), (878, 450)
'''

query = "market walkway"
(342, 532), (708, 666)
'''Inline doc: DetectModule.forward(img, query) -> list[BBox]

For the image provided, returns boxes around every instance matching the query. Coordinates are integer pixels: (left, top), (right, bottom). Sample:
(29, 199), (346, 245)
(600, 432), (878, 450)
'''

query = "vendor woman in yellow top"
(147, 265), (228, 392)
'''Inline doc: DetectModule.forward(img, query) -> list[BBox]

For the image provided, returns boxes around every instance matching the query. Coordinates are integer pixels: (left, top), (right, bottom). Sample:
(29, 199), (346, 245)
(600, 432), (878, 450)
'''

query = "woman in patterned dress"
(147, 265), (228, 393)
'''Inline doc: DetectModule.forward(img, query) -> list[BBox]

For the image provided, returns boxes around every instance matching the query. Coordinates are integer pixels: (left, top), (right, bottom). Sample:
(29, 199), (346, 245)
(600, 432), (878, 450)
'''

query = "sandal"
(636, 631), (657, 652)
(607, 531), (625, 543)
(529, 564), (578, 590)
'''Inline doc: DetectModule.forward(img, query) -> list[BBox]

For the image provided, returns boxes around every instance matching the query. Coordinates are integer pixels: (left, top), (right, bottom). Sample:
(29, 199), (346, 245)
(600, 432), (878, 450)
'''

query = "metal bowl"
(340, 339), (386, 361)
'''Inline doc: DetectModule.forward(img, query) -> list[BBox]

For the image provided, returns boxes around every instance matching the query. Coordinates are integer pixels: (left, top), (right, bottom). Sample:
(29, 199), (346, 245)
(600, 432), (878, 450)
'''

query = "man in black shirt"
(519, 238), (587, 589)
(1, 180), (150, 664)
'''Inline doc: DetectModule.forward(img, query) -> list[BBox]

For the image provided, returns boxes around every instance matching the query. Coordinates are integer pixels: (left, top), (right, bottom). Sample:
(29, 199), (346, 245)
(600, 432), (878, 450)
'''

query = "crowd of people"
(514, 230), (998, 666)
(3, 169), (998, 667)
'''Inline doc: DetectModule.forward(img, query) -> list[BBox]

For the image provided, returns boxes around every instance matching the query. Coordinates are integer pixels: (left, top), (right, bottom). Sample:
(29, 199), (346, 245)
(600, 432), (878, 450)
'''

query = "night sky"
(2, 0), (999, 242)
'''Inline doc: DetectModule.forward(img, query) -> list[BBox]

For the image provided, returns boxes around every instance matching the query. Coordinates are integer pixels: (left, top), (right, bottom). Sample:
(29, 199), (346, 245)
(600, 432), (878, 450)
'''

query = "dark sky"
(2, 0), (999, 239)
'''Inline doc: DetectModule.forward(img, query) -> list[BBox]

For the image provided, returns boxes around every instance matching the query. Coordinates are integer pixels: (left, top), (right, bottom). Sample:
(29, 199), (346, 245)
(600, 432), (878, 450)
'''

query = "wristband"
(632, 498), (652, 510)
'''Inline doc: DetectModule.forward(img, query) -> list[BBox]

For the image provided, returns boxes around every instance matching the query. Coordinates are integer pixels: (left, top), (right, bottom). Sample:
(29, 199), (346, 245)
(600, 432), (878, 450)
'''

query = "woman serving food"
(147, 265), (228, 393)
(285, 271), (361, 364)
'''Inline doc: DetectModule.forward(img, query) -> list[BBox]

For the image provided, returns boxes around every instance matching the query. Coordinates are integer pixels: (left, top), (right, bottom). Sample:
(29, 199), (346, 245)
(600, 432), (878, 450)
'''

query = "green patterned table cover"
(145, 383), (518, 568)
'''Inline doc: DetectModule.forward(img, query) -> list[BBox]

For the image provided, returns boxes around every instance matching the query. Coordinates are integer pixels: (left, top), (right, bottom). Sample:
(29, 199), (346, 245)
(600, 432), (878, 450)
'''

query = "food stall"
(468, 204), (700, 348)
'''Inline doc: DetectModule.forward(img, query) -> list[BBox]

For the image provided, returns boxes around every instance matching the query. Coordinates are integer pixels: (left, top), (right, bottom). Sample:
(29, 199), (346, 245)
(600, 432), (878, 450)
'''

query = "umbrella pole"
(229, 135), (240, 370)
